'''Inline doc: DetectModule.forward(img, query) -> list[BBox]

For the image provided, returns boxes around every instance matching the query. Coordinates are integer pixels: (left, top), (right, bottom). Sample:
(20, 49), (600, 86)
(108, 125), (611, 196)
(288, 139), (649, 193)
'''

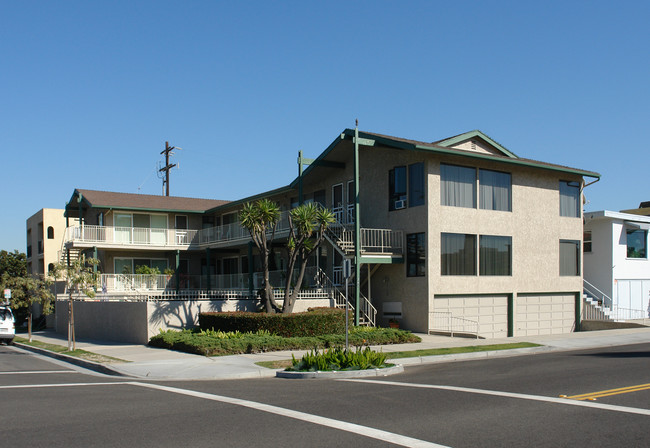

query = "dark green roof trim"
(435, 130), (518, 158)
(205, 185), (295, 214)
(90, 206), (207, 214)
(289, 134), (345, 188)
(413, 144), (600, 179)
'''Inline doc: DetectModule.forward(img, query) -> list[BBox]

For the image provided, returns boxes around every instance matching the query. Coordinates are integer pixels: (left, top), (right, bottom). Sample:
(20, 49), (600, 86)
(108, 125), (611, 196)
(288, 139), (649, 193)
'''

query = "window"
(560, 240), (580, 276)
(479, 235), (512, 275)
(583, 230), (592, 253)
(47, 226), (55, 239)
(313, 190), (326, 207)
(408, 163), (425, 207)
(175, 215), (188, 229)
(406, 233), (426, 277)
(626, 229), (647, 258)
(441, 164), (476, 208)
(560, 181), (580, 217)
(441, 233), (476, 275)
(479, 169), (511, 211)
(388, 166), (407, 210)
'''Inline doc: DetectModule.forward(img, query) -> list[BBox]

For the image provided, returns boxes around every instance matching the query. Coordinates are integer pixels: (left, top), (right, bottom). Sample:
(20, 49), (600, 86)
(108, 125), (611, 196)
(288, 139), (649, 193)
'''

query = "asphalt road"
(1, 342), (649, 447)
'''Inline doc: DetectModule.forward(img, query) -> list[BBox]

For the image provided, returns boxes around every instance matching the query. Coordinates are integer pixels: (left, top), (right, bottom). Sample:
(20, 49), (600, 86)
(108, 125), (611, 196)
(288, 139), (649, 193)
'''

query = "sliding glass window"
(479, 235), (512, 275)
(441, 164), (476, 208)
(441, 233), (476, 275)
(479, 169), (511, 211)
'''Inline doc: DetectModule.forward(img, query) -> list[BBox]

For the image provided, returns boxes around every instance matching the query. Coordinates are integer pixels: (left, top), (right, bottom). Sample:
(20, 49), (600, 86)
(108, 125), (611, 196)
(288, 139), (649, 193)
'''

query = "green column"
(206, 248), (211, 291)
(248, 241), (254, 298)
(298, 150), (304, 205)
(507, 294), (514, 337)
(575, 292), (582, 332)
(353, 124), (361, 326)
(175, 250), (180, 293)
(93, 246), (98, 293)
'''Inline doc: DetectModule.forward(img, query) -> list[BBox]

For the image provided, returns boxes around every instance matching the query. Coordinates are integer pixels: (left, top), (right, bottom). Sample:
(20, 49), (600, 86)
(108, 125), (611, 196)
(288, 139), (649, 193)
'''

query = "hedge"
(198, 307), (349, 337)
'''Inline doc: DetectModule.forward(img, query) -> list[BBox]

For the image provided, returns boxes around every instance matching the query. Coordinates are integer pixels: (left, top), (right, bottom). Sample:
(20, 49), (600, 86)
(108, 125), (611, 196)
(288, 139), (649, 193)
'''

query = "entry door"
(332, 184), (343, 223)
(114, 214), (132, 243)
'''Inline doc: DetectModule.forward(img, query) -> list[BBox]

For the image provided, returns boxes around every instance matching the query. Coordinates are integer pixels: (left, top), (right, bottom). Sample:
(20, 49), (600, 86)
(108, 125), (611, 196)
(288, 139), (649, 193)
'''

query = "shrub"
(286, 346), (392, 372)
(198, 307), (348, 337)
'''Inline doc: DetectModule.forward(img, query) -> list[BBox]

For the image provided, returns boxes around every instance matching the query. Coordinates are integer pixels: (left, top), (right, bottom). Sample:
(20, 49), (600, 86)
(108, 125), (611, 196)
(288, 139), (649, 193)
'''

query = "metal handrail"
(583, 279), (613, 309)
(430, 311), (479, 338)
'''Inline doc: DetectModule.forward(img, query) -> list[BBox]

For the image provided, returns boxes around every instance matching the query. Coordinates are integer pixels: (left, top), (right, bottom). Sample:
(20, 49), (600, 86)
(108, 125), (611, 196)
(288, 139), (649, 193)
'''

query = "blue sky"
(2, 1), (648, 252)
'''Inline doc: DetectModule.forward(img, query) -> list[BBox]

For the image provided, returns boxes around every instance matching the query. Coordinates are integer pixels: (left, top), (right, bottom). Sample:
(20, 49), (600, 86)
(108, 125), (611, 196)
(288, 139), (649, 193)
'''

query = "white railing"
(100, 274), (171, 291)
(64, 225), (198, 247)
(361, 228), (403, 255)
(583, 279), (613, 309)
(612, 307), (649, 321)
(429, 311), (479, 338)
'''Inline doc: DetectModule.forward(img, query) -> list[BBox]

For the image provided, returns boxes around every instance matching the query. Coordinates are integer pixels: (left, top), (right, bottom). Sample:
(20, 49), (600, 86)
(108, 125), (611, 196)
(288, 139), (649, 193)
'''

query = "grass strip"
(254, 342), (541, 369)
(385, 342), (541, 359)
(14, 337), (128, 363)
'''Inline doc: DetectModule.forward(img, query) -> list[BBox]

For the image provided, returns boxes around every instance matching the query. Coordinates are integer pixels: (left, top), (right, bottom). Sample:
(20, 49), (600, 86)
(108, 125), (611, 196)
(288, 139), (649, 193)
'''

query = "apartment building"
(58, 128), (600, 342)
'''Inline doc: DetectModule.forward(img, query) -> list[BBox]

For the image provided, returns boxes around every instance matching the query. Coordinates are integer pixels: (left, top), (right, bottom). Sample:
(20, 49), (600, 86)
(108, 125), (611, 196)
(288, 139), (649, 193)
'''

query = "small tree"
(52, 254), (100, 351)
(239, 199), (281, 313)
(0, 250), (54, 342)
(281, 203), (335, 314)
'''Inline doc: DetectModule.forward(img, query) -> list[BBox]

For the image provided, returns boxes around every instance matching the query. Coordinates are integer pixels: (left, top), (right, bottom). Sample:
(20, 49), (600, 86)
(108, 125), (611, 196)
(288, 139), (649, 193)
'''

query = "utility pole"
(159, 141), (180, 196)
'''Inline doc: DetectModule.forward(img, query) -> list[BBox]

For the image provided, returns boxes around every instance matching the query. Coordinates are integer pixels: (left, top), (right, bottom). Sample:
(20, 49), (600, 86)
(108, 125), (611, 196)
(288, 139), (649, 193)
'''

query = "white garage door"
(516, 294), (575, 336)
(433, 295), (508, 339)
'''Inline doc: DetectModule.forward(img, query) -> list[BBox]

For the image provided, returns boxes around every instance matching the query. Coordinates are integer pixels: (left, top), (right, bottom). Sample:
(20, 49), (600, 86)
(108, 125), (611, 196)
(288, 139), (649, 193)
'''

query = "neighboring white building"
(583, 210), (650, 319)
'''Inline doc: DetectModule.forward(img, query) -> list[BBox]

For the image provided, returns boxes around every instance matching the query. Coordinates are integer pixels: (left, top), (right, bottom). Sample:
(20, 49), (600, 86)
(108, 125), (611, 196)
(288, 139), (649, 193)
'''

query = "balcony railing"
(64, 210), (403, 255)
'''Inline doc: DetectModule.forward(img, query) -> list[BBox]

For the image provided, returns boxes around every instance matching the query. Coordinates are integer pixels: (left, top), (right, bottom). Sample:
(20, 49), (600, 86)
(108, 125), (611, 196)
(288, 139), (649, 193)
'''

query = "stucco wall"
(56, 297), (334, 344)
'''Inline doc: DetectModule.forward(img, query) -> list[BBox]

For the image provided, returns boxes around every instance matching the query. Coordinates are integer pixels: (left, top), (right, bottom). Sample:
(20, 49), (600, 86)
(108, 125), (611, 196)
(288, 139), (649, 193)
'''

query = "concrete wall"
(55, 296), (334, 344)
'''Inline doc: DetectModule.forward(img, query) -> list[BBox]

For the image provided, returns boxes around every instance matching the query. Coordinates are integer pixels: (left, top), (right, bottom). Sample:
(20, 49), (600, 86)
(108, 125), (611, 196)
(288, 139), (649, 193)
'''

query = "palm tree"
(239, 199), (280, 313)
(282, 203), (335, 314)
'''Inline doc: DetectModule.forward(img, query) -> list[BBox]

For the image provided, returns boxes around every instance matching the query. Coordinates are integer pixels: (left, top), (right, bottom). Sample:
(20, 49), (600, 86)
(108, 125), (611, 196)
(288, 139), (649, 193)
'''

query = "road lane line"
(566, 383), (650, 400)
(0, 382), (131, 389)
(342, 379), (650, 417)
(132, 382), (449, 448)
(0, 370), (77, 375)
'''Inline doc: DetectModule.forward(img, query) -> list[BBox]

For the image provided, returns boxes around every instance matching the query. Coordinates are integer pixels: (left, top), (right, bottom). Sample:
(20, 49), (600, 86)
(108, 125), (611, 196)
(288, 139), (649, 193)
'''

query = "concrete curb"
(395, 345), (555, 366)
(276, 364), (404, 379)
(13, 342), (128, 377)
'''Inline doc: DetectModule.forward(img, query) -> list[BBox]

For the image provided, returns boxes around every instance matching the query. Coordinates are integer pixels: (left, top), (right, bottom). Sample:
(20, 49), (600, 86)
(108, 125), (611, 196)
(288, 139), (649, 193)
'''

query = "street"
(1, 343), (649, 447)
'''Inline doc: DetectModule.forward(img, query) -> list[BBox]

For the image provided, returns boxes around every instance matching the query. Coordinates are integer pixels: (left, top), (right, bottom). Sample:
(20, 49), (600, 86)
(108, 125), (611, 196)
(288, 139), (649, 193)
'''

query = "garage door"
(516, 293), (575, 336)
(433, 295), (508, 339)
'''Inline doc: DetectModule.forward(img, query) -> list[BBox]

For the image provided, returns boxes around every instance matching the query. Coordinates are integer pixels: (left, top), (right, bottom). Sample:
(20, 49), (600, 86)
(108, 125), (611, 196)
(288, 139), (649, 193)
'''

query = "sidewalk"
(13, 327), (650, 381)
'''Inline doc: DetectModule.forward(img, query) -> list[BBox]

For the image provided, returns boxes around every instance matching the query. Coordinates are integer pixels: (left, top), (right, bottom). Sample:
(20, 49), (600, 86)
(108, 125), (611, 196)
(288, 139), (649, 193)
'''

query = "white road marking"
(134, 382), (448, 448)
(0, 370), (77, 375)
(343, 379), (650, 417)
(0, 381), (449, 448)
(0, 382), (131, 389)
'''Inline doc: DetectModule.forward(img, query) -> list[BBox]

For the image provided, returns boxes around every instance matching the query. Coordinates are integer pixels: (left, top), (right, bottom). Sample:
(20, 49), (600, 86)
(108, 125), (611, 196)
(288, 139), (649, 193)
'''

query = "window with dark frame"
(583, 230), (592, 253)
(479, 235), (512, 276)
(560, 181), (580, 217)
(406, 233), (426, 277)
(440, 164), (476, 208)
(408, 163), (425, 207)
(479, 169), (511, 211)
(626, 229), (647, 258)
(388, 166), (407, 210)
(560, 240), (580, 276)
(441, 233), (476, 275)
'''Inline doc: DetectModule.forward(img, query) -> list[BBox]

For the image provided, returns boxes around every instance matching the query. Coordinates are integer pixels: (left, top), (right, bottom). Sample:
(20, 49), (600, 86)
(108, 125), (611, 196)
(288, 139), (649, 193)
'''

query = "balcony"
(64, 209), (403, 257)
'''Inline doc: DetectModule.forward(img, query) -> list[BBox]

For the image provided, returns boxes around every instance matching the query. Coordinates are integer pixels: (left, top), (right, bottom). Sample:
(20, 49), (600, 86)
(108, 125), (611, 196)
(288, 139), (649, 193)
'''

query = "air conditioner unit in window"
(394, 199), (407, 210)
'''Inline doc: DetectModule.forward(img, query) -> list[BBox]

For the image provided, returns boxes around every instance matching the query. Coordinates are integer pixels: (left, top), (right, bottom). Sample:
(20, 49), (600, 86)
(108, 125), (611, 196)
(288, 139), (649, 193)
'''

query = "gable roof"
(433, 130), (518, 158)
(66, 189), (229, 215)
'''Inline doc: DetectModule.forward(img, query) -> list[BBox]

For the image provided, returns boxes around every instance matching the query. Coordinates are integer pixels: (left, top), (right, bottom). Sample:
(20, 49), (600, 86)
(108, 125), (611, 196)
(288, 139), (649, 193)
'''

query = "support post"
(175, 250), (180, 293)
(353, 122), (361, 325)
(206, 248), (211, 291)
(575, 292), (582, 332)
(507, 293), (514, 337)
(248, 242), (254, 298)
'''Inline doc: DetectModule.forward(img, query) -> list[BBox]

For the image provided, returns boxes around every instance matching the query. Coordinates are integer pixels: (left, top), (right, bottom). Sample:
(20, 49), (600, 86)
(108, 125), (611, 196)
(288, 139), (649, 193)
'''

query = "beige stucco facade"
(26, 208), (69, 276)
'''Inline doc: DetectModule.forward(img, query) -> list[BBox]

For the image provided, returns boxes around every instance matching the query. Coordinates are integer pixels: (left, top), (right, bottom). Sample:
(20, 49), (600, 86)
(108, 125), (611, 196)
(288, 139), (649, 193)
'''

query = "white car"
(0, 306), (15, 344)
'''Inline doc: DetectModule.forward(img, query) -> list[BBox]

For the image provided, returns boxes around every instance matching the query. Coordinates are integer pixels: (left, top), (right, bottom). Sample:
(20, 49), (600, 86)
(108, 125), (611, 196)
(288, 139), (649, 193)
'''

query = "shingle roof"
(73, 189), (229, 213)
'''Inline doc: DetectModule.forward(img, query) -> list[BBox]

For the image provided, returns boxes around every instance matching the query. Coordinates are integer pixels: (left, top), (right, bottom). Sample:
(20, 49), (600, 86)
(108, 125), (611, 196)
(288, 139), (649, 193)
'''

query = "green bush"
(198, 307), (348, 337)
(148, 326), (421, 357)
(287, 346), (392, 372)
